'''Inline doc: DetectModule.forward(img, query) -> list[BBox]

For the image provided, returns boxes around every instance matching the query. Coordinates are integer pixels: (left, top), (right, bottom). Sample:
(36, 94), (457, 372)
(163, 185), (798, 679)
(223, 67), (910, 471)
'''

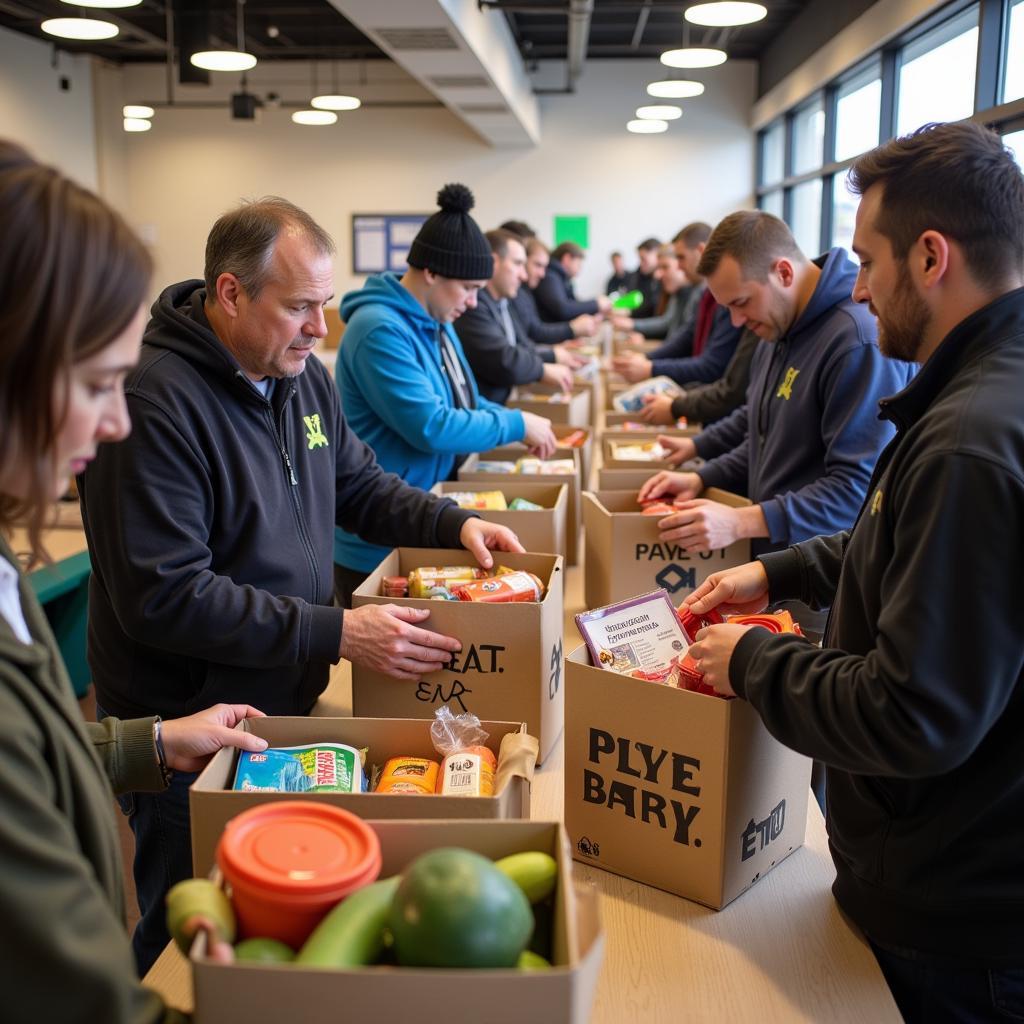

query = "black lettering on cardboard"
(589, 728), (615, 765)
(641, 789), (667, 829)
(636, 742), (668, 783)
(583, 768), (606, 805)
(616, 737), (641, 778)
(607, 780), (637, 819)
(671, 753), (701, 796)
(671, 801), (701, 846)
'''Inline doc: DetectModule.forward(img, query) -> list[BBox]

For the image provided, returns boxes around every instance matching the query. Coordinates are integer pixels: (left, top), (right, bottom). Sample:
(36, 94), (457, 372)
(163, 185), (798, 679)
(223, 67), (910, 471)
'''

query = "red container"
(216, 801), (381, 948)
(676, 605), (725, 643)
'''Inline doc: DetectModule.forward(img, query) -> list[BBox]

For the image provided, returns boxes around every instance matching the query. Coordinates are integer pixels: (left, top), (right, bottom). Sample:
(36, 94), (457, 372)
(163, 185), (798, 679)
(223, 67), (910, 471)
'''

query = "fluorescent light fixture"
(637, 104), (682, 120)
(647, 79), (705, 98)
(627, 119), (669, 134)
(660, 47), (727, 68)
(311, 94), (361, 111)
(60, 0), (141, 6)
(42, 17), (118, 40)
(190, 50), (257, 72)
(292, 110), (338, 126)
(123, 104), (154, 119)
(685, 2), (767, 27)
(123, 117), (152, 132)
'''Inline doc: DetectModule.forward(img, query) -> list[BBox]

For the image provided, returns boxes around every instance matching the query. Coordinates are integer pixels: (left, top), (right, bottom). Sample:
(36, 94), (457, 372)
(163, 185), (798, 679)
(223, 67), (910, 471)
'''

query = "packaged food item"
(677, 604), (726, 643)
(508, 496), (544, 511)
(516, 391), (570, 404)
(608, 440), (669, 462)
(444, 490), (508, 510)
(375, 756), (440, 795)
(232, 744), (366, 794)
(407, 565), (487, 599)
(454, 570), (545, 603)
(515, 457), (576, 475)
(382, 574), (408, 598)
(474, 460), (517, 473)
(640, 502), (676, 516)
(430, 707), (497, 798)
(677, 652), (718, 696)
(612, 375), (681, 413)
(728, 610), (804, 635)
(555, 429), (588, 448)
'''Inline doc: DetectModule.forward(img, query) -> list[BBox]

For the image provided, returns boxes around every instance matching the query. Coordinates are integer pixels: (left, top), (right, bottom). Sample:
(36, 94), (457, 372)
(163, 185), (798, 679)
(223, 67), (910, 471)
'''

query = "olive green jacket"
(0, 536), (187, 1023)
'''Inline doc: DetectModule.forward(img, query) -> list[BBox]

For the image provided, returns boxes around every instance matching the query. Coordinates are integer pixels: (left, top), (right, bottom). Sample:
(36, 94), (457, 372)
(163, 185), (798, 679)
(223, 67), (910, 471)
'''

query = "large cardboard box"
(553, 423), (593, 486)
(353, 549), (565, 763)
(602, 414), (700, 436)
(508, 383), (591, 427)
(191, 820), (603, 1024)
(430, 480), (568, 561)
(190, 716), (536, 875)
(460, 449), (583, 565)
(582, 488), (751, 608)
(596, 467), (659, 493)
(601, 434), (682, 471)
(564, 645), (811, 909)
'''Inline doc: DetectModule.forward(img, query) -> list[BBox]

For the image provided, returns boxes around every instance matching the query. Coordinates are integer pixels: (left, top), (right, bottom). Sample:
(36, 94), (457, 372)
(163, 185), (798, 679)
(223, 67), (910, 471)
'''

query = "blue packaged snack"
(232, 743), (366, 793)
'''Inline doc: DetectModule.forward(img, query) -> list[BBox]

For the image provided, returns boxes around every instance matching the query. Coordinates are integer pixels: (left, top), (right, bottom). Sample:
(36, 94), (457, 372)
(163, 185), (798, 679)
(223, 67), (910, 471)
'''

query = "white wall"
(0, 24), (98, 189)
(110, 57), (756, 299)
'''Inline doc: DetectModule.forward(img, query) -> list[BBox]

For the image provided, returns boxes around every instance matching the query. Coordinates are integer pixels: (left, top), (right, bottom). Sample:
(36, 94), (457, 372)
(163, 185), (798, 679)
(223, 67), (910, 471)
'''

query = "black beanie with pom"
(407, 183), (493, 280)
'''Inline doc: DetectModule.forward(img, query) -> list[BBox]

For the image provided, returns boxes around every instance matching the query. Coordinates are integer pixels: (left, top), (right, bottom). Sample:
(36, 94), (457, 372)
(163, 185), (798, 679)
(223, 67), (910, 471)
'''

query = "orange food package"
(375, 756), (439, 795)
(640, 502), (676, 516)
(435, 744), (497, 797)
(454, 570), (544, 603)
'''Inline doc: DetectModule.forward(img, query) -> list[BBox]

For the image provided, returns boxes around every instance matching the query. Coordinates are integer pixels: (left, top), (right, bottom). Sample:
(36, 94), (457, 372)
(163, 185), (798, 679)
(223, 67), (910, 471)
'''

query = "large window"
(831, 173), (859, 253)
(790, 179), (823, 256)
(761, 120), (786, 186)
(760, 190), (784, 219)
(1005, 128), (1024, 166)
(792, 98), (825, 175)
(836, 69), (882, 162)
(1005, 0), (1024, 103)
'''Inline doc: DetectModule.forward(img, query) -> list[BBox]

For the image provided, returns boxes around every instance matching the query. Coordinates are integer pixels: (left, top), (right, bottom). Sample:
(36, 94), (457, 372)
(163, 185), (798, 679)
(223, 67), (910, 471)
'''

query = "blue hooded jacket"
(694, 249), (916, 554)
(335, 272), (525, 571)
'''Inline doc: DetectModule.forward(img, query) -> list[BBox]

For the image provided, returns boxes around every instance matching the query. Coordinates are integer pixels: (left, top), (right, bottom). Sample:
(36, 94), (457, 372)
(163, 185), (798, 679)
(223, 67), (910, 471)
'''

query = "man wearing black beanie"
(334, 184), (558, 603)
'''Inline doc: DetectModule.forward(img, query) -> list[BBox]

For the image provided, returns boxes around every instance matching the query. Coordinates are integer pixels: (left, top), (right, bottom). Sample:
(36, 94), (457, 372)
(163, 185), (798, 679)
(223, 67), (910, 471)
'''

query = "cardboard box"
(508, 383), (591, 427)
(431, 480), (568, 561)
(553, 423), (593, 486)
(191, 820), (603, 1024)
(190, 716), (537, 875)
(460, 449), (584, 565)
(582, 488), (751, 608)
(353, 549), (565, 763)
(596, 467), (659, 493)
(564, 645), (811, 909)
(601, 435), (680, 471)
(603, 413), (700, 435)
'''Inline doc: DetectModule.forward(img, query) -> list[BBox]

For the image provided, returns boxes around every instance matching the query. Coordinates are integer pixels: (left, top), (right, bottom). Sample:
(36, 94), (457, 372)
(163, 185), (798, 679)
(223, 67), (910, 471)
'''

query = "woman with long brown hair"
(0, 140), (267, 1019)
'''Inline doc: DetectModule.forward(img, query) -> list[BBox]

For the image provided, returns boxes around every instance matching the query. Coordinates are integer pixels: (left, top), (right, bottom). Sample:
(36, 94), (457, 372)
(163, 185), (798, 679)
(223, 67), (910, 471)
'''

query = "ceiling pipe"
(566, 0), (594, 92)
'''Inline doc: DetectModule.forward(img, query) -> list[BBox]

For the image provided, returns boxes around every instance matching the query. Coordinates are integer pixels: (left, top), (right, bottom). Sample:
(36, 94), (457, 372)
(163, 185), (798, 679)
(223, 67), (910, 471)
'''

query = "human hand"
(683, 561), (770, 616)
(640, 393), (678, 425)
(541, 362), (574, 392)
(610, 313), (633, 330)
(160, 704), (268, 773)
(659, 434), (698, 466)
(521, 411), (557, 459)
(636, 470), (702, 504)
(570, 314), (597, 337)
(596, 296), (613, 314)
(553, 346), (586, 369)
(340, 603), (462, 680)
(610, 352), (652, 383)
(459, 519), (524, 569)
(687, 624), (757, 697)
(655, 499), (743, 552)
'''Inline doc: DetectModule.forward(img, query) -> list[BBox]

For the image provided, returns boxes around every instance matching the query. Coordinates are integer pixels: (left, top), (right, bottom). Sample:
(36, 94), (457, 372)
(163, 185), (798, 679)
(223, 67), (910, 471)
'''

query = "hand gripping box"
(564, 644), (811, 908)
(352, 549), (565, 764)
(430, 480), (568, 561)
(191, 820), (604, 1024)
(507, 383), (592, 428)
(582, 488), (751, 609)
(189, 716), (538, 875)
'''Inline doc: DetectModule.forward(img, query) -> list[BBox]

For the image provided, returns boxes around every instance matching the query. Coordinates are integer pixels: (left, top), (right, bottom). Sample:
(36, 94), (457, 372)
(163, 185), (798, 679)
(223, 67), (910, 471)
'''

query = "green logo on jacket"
(303, 413), (329, 450)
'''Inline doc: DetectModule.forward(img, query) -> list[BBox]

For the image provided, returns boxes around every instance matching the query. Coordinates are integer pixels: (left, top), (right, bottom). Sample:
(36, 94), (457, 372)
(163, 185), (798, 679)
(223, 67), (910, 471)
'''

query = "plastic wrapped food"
(376, 756), (440, 795)
(444, 490), (508, 510)
(454, 570), (545, 603)
(232, 744), (366, 793)
(408, 566), (488, 599)
(382, 575), (408, 598)
(474, 460), (517, 473)
(430, 707), (497, 797)
(515, 457), (576, 475)
(508, 497), (544, 511)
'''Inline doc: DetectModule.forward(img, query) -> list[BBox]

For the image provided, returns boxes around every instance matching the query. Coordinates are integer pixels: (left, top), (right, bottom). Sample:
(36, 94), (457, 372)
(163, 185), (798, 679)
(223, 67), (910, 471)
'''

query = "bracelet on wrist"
(152, 716), (174, 786)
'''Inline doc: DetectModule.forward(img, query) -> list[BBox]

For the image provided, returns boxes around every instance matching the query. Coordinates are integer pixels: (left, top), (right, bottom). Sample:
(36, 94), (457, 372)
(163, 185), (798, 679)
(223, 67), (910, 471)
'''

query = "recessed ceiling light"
(190, 50), (257, 72)
(637, 105), (683, 121)
(123, 104), (154, 119)
(292, 110), (338, 126)
(647, 79), (705, 98)
(627, 119), (669, 134)
(685, 2), (767, 27)
(311, 94), (361, 111)
(42, 17), (118, 40)
(61, 0), (140, 6)
(660, 47), (727, 68)
(123, 117), (152, 132)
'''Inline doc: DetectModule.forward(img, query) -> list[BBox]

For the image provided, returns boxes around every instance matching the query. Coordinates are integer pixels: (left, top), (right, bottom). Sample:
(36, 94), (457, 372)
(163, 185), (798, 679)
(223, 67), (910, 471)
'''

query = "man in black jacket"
(533, 241), (612, 322)
(684, 122), (1024, 1021)
(79, 197), (521, 973)
(511, 237), (598, 346)
(455, 229), (579, 404)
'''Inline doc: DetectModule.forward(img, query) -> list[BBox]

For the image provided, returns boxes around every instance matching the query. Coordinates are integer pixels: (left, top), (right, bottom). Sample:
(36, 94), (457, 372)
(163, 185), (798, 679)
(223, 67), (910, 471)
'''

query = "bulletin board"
(351, 214), (429, 274)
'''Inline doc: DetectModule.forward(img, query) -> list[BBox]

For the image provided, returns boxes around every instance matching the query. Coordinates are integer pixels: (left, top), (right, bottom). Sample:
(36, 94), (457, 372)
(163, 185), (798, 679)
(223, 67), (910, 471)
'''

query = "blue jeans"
(871, 941), (1024, 1022)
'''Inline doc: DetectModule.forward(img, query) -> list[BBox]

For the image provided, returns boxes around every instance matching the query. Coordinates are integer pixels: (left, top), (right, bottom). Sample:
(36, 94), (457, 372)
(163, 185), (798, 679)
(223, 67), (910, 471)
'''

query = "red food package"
(727, 610), (804, 636)
(640, 502), (676, 517)
(676, 605), (726, 643)
(677, 652), (719, 697)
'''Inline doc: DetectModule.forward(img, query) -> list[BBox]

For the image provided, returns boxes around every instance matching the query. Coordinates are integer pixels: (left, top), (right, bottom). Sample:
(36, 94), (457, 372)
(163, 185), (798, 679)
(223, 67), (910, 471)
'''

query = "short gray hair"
(204, 196), (335, 300)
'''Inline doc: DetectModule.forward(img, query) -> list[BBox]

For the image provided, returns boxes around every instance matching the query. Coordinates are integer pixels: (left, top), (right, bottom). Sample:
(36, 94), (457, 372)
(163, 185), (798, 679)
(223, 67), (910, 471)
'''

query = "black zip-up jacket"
(80, 282), (472, 720)
(510, 286), (574, 346)
(532, 261), (599, 321)
(731, 287), (1024, 963)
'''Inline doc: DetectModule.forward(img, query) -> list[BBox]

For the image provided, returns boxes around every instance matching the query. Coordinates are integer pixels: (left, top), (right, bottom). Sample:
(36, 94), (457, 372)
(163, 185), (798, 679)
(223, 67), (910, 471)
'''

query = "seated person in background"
(606, 249), (629, 294)
(533, 241), (612, 322)
(511, 237), (597, 345)
(613, 242), (697, 341)
(336, 184), (556, 586)
(640, 328), (760, 427)
(456, 229), (580, 404)
(499, 218), (536, 241)
(625, 237), (662, 317)
(613, 221), (741, 388)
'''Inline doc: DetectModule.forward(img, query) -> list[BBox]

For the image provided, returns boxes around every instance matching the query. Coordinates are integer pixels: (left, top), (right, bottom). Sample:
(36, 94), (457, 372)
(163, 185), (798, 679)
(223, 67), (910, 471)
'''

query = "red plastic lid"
(217, 801), (381, 897)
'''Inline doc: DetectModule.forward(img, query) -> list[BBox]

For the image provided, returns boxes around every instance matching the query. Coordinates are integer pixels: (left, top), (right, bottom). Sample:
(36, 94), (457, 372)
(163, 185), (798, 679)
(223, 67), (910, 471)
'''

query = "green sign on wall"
(553, 215), (589, 249)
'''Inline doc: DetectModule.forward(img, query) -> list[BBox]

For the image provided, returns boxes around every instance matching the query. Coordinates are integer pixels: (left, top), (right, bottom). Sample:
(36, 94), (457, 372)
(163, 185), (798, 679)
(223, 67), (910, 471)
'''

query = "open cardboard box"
(190, 717), (537, 875)
(431, 480), (568, 561)
(564, 645), (811, 909)
(352, 550), (564, 763)
(190, 820), (603, 1024)
(459, 448), (584, 564)
(582, 488), (751, 608)
(508, 383), (591, 428)
(601, 434), (683, 471)
(601, 416), (700, 439)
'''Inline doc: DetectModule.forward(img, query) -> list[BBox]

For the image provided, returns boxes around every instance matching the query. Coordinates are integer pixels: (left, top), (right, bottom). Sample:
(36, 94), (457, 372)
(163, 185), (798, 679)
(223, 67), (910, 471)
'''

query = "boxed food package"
(431, 480), (568, 561)
(611, 376), (681, 414)
(602, 413), (696, 434)
(189, 820), (603, 1024)
(581, 488), (751, 608)
(352, 549), (564, 764)
(190, 716), (538, 874)
(508, 384), (591, 427)
(564, 643), (811, 909)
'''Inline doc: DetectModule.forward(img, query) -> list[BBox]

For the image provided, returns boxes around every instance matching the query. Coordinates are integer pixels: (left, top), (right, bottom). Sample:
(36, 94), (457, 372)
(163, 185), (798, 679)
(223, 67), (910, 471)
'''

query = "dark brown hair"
(637, 237), (661, 251)
(204, 196), (335, 301)
(697, 211), (804, 280)
(0, 141), (153, 564)
(849, 121), (1024, 288)
(499, 219), (535, 241)
(672, 222), (712, 248)
(485, 228), (524, 258)
(552, 241), (585, 262)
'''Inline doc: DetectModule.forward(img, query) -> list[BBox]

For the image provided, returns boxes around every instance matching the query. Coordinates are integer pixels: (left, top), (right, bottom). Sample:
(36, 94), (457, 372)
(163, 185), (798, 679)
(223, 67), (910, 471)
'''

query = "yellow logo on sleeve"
(776, 367), (800, 401)
(870, 489), (883, 516)
(303, 413), (329, 450)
